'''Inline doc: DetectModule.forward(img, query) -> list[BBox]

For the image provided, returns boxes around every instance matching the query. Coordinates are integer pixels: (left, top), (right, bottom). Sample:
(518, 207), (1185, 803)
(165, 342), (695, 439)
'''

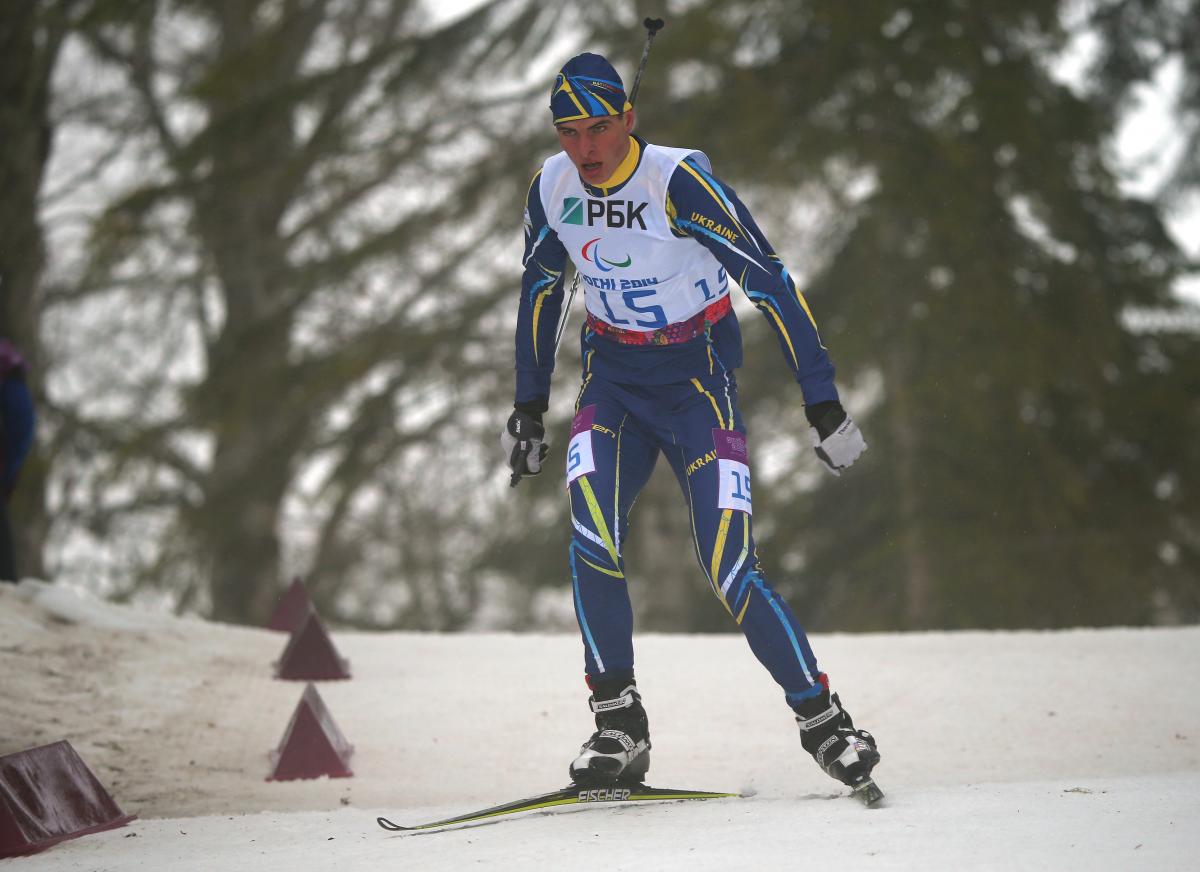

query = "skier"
(1, 339), (36, 583)
(502, 52), (879, 797)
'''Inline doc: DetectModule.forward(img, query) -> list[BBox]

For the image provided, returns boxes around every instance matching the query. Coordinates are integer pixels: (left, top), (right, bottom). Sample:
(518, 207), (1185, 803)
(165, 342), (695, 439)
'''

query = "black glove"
(501, 401), (551, 487)
(806, 400), (867, 476)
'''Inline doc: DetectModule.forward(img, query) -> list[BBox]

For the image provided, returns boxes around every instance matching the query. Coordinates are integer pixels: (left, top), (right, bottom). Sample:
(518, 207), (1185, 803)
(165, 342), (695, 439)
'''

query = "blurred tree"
(38, 0), (1197, 632)
(49, 0), (569, 624)
(1092, 0), (1200, 195)
(578, 0), (1197, 629)
(1090, 0), (1200, 623)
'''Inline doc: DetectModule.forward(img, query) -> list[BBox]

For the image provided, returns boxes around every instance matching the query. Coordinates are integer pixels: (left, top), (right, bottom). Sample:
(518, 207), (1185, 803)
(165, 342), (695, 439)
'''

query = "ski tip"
(851, 779), (885, 808)
(377, 816), (408, 831)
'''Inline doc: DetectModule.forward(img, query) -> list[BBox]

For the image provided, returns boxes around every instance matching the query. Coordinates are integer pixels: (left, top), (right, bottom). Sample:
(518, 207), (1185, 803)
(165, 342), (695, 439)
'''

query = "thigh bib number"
(567, 405), (598, 486)
(714, 429), (752, 515)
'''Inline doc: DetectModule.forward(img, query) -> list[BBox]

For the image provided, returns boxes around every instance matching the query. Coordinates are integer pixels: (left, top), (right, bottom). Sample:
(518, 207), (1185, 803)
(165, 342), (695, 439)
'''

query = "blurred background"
(2, 0), (1197, 633)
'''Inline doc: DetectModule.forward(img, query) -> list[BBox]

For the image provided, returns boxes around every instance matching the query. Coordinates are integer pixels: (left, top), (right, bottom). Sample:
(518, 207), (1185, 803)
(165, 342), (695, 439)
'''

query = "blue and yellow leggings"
(566, 370), (826, 708)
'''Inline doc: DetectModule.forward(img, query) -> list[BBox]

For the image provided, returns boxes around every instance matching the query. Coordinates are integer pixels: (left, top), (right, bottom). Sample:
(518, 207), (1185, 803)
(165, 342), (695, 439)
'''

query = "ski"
(376, 783), (740, 833)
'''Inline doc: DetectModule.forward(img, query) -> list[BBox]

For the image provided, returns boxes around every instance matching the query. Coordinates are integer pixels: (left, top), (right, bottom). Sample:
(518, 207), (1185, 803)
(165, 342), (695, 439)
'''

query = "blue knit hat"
(550, 52), (632, 124)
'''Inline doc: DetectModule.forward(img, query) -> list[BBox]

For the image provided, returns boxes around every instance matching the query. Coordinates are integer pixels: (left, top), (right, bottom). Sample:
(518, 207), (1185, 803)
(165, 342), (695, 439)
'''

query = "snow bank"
(2, 582), (1198, 870)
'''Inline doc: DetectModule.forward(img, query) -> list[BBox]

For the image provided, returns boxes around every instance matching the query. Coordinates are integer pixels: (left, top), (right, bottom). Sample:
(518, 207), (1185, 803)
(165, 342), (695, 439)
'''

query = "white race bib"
(539, 145), (729, 334)
(567, 405), (598, 485)
(713, 429), (752, 514)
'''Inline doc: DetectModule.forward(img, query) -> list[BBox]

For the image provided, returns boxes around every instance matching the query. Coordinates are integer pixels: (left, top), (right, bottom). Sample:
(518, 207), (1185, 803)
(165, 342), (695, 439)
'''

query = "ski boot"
(569, 678), (651, 785)
(793, 686), (883, 805)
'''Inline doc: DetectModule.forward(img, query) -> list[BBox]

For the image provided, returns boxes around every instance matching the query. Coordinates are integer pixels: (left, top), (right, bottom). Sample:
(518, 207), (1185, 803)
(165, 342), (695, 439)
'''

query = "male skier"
(502, 53), (880, 797)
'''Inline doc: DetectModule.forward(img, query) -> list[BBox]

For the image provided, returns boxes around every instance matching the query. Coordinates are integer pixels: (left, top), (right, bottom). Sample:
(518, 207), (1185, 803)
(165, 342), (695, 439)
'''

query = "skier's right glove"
(806, 400), (867, 476)
(501, 404), (550, 487)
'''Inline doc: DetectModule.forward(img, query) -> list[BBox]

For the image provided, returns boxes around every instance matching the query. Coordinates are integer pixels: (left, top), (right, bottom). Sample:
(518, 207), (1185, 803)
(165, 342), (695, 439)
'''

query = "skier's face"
(555, 111), (636, 185)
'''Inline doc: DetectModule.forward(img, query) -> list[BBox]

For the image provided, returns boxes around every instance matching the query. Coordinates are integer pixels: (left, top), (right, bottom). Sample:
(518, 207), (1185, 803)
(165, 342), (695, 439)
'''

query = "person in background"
(501, 53), (879, 797)
(1, 338), (36, 583)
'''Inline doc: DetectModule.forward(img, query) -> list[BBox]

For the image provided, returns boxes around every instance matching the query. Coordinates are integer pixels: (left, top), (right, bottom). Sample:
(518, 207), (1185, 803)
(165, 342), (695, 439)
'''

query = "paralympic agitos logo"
(581, 238), (632, 271)
(562, 196), (643, 271)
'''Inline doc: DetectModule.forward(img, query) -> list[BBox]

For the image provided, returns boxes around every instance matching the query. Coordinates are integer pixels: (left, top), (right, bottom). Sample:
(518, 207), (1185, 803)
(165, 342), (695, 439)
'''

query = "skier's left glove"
(502, 402), (550, 487)
(807, 400), (867, 476)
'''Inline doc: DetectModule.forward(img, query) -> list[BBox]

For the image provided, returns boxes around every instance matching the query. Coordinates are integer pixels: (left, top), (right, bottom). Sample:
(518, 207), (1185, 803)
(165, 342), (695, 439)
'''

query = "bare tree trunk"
(182, 2), (319, 623)
(886, 343), (934, 629)
(191, 329), (299, 623)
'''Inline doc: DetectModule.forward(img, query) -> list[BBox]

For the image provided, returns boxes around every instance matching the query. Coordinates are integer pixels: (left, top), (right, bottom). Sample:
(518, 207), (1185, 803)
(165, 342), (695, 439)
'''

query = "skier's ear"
(625, 109), (637, 134)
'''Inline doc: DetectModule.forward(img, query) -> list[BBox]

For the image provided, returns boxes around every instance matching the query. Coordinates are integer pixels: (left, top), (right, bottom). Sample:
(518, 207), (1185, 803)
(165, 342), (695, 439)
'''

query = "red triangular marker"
(275, 611), (351, 680)
(0, 741), (136, 858)
(266, 577), (314, 633)
(267, 684), (354, 781)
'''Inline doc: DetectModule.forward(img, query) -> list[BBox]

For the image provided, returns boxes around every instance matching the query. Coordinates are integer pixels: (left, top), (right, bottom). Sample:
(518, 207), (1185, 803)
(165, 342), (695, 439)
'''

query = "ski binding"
(851, 777), (885, 807)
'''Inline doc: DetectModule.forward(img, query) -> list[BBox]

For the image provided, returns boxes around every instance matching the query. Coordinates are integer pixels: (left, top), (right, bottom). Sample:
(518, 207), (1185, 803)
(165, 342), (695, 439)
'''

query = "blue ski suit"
(515, 136), (837, 708)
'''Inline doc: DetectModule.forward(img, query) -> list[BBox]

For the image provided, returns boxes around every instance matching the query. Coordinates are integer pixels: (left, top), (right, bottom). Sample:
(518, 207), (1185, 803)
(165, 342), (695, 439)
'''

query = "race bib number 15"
(714, 428), (752, 514)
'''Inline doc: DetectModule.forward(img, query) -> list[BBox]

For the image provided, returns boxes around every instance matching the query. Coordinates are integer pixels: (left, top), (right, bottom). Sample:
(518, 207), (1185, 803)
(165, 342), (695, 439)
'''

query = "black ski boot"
(793, 687), (881, 801)
(569, 678), (651, 785)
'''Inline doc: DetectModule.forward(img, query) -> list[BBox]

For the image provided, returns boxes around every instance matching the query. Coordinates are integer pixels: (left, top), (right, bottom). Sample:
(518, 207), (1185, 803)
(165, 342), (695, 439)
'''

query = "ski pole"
(550, 277), (579, 363)
(628, 18), (666, 106)
(551, 17), (666, 363)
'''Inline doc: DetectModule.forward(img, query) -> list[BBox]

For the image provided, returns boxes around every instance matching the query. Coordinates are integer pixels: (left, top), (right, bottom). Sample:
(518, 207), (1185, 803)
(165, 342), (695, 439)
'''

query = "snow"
(2, 581), (1198, 870)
